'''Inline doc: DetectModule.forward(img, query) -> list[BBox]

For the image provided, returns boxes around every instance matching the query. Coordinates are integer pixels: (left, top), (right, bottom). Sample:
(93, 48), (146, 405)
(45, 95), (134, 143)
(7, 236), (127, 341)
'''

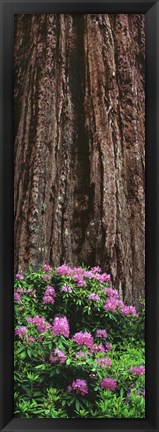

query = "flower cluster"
(42, 285), (56, 305)
(55, 264), (111, 286)
(83, 269), (111, 283)
(75, 350), (88, 359)
(96, 329), (107, 339)
(67, 379), (88, 395)
(17, 287), (34, 294)
(16, 273), (24, 280)
(100, 377), (117, 391)
(104, 298), (118, 312)
(130, 365), (145, 376)
(42, 296), (55, 305)
(42, 274), (52, 282)
(94, 272), (111, 283)
(91, 343), (105, 353)
(105, 342), (112, 351)
(121, 305), (138, 317)
(103, 288), (119, 298)
(117, 300), (125, 309)
(14, 290), (21, 304)
(83, 270), (94, 279)
(43, 264), (52, 272)
(52, 316), (70, 338)
(55, 265), (72, 276)
(88, 293), (100, 302)
(91, 266), (102, 273)
(97, 357), (111, 367)
(72, 267), (84, 274)
(27, 316), (51, 333)
(104, 296), (138, 317)
(14, 287), (36, 304)
(72, 331), (94, 348)
(28, 336), (35, 343)
(73, 274), (86, 287)
(61, 285), (72, 293)
(50, 348), (66, 364)
(15, 326), (27, 339)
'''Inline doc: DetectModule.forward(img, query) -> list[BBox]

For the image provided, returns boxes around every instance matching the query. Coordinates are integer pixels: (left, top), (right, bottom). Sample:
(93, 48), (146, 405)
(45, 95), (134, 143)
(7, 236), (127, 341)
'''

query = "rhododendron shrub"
(14, 265), (145, 418)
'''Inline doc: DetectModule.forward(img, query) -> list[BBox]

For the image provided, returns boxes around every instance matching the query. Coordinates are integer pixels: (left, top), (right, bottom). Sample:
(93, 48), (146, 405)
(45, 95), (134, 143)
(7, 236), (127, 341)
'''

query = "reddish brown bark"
(14, 14), (145, 305)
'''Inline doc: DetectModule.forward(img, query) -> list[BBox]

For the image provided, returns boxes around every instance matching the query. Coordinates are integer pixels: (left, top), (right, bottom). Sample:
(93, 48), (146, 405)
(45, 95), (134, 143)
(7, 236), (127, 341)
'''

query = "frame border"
(0, 1), (159, 431)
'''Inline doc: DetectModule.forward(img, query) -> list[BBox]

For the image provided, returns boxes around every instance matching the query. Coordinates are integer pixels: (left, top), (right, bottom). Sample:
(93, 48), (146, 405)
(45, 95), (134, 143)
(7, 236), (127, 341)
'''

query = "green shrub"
(14, 264), (145, 418)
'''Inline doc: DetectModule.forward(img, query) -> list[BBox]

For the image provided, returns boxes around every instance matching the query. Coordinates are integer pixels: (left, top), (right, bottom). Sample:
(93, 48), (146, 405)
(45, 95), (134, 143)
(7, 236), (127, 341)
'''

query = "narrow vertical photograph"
(14, 14), (145, 418)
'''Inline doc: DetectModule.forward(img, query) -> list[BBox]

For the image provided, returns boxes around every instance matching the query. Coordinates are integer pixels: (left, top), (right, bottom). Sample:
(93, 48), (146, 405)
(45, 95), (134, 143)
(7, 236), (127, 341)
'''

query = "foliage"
(14, 265), (145, 418)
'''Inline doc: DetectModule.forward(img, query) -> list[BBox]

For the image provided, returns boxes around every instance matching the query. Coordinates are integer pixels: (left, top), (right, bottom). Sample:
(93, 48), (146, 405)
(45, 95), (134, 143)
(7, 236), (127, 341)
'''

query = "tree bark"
(14, 14), (145, 305)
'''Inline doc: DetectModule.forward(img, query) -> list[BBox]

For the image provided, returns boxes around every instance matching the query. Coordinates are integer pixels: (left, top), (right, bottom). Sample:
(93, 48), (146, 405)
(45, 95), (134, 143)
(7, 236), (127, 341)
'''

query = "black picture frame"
(0, 0), (159, 431)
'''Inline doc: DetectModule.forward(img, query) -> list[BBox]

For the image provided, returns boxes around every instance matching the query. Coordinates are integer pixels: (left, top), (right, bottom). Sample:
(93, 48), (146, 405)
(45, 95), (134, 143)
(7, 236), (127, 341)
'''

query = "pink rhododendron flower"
(52, 316), (70, 338)
(50, 348), (66, 364)
(42, 285), (56, 305)
(100, 377), (117, 391)
(95, 273), (111, 283)
(97, 357), (111, 367)
(27, 317), (33, 323)
(14, 291), (21, 304)
(130, 366), (145, 376)
(96, 329), (107, 339)
(17, 287), (34, 295)
(28, 336), (35, 343)
(76, 350), (88, 359)
(90, 266), (102, 273)
(55, 265), (72, 276)
(43, 264), (51, 272)
(103, 288), (110, 294)
(17, 288), (25, 293)
(67, 379), (88, 395)
(104, 298), (118, 312)
(84, 270), (94, 279)
(121, 305), (138, 316)
(42, 296), (55, 305)
(15, 326), (27, 339)
(105, 342), (112, 351)
(91, 343), (105, 353)
(16, 273), (24, 280)
(45, 286), (56, 297)
(61, 285), (72, 293)
(27, 316), (51, 333)
(105, 288), (119, 298)
(72, 267), (84, 275)
(73, 275), (86, 287)
(88, 293), (100, 302)
(117, 300), (125, 309)
(72, 331), (94, 348)
(42, 274), (52, 282)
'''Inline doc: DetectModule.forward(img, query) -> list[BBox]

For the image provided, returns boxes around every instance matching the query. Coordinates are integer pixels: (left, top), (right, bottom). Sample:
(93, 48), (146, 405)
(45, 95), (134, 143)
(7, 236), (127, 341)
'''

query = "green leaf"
(20, 351), (26, 360)
(27, 348), (32, 358)
(75, 399), (80, 411)
(16, 346), (26, 355)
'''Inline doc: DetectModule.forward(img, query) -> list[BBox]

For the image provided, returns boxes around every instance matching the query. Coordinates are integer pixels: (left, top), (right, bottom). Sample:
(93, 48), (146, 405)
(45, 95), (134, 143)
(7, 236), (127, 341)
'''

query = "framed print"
(0, 0), (159, 431)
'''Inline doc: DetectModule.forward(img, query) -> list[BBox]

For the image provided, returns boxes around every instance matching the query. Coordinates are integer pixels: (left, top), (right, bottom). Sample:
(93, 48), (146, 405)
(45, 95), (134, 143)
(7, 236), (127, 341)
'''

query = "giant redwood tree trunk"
(14, 14), (145, 305)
